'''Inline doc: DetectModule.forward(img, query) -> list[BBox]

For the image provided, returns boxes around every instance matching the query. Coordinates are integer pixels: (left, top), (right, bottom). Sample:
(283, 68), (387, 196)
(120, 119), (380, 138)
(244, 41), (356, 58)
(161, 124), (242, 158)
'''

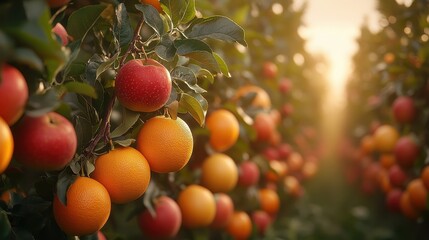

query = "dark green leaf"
(213, 52), (230, 77)
(185, 16), (247, 46)
(96, 52), (120, 79)
(56, 168), (77, 205)
(197, 68), (214, 84)
(113, 138), (136, 147)
(63, 82), (98, 99)
(67, 5), (107, 40)
(0, 211), (11, 240)
(111, 107), (141, 138)
(174, 39), (212, 54)
(135, 4), (164, 36)
(26, 88), (61, 117)
(155, 34), (177, 61)
(12, 48), (44, 72)
(11, 228), (34, 240)
(161, 0), (196, 26)
(114, 3), (133, 48)
(74, 115), (93, 153)
(85, 161), (95, 176)
(178, 93), (206, 126)
(171, 66), (197, 85)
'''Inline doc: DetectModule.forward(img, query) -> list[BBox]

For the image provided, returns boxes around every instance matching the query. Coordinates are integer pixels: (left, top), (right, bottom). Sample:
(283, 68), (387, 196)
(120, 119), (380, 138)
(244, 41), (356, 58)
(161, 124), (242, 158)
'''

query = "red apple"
(394, 136), (419, 168)
(211, 193), (234, 229)
(47, 0), (70, 8)
(392, 96), (416, 124)
(277, 143), (292, 160)
(278, 78), (292, 93)
(251, 210), (272, 236)
(0, 64), (28, 125)
(138, 196), (182, 238)
(386, 189), (402, 212)
(238, 161), (260, 187)
(253, 113), (275, 141)
(262, 61), (278, 79)
(388, 165), (407, 188)
(263, 147), (279, 161)
(13, 112), (77, 171)
(281, 103), (294, 118)
(52, 23), (69, 46)
(115, 59), (172, 112)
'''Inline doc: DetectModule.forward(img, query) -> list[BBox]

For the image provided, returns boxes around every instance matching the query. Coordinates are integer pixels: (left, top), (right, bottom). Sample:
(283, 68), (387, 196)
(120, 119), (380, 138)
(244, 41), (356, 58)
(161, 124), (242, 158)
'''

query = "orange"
(377, 169), (392, 193)
(373, 125), (399, 153)
(360, 135), (375, 154)
(421, 165), (429, 189)
(379, 154), (395, 169)
(234, 85), (271, 110)
(53, 177), (111, 236)
(201, 153), (238, 193)
(258, 188), (280, 215)
(91, 147), (151, 204)
(226, 211), (252, 240)
(407, 179), (427, 211)
(136, 116), (193, 173)
(0, 117), (13, 174)
(206, 109), (239, 152)
(400, 191), (420, 219)
(141, 0), (163, 12)
(177, 185), (216, 228)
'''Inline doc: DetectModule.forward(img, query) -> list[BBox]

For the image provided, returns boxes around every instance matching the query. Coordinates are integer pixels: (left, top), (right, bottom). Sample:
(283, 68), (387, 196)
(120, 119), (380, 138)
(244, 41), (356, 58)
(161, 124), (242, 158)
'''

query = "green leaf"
(114, 3), (133, 48)
(0, 211), (11, 240)
(185, 16), (247, 46)
(174, 39), (220, 72)
(56, 168), (78, 205)
(178, 93), (206, 126)
(197, 68), (214, 84)
(12, 48), (44, 72)
(135, 4), (164, 36)
(171, 66), (197, 85)
(113, 138), (136, 147)
(155, 34), (177, 61)
(161, 0), (196, 26)
(67, 5), (107, 40)
(96, 52), (119, 80)
(26, 88), (61, 117)
(213, 52), (230, 77)
(63, 82), (98, 99)
(111, 107), (141, 138)
(85, 161), (95, 176)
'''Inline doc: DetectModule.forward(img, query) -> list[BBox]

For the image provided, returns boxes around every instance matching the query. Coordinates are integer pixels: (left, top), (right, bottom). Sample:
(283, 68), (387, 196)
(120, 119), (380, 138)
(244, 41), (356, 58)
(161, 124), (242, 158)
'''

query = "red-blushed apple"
(12, 112), (77, 171)
(47, 0), (70, 8)
(287, 152), (304, 173)
(138, 196), (182, 238)
(251, 210), (272, 236)
(386, 189), (402, 212)
(253, 113), (275, 141)
(211, 193), (234, 229)
(140, 0), (163, 13)
(0, 64), (28, 125)
(388, 165), (408, 188)
(238, 161), (260, 187)
(394, 136), (419, 168)
(52, 23), (69, 46)
(263, 147), (279, 161)
(281, 103), (294, 118)
(262, 61), (278, 79)
(115, 59), (172, 112)
(269, 130), (282, 146)
(392, 96), (416, 124)
(278, 77), (293, 93)
(277, 143), (292, 160)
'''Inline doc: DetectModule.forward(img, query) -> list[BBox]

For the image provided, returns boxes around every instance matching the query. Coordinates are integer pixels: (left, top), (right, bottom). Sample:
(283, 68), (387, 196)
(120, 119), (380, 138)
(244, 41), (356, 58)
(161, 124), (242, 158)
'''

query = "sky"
(294, 0), (381, 104)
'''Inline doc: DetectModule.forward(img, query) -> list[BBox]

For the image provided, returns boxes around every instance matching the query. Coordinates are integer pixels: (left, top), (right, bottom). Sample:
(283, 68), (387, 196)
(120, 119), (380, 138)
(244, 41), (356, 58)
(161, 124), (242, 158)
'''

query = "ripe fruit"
(47, 0), (70, 8)
(52, 23), (69, 46)
(388, 165), (407, 188)
(177, 185), (215, 228)
(0, 117), (13, 174)
(302, 161), (318, 180)
(136, 116), (193, 173)
(91, 147), (151, 204)
(262, 61), (278, 79)
(211, 193), (234, 229)
(115, 59), (171, 112)
(0, 64), (28, 125)
(421, 165), (429, 189)
(201, 153), (238, 193)
(277, 143), (292, 160)
(287, 152), (304, 173)
(386, 189), (402, 212)
(53, 177), (111, 236)
(284, 176), (302, 198)
(259, 188), (280, 215)
(265, 160), (287, 182)
(373, 125), (399, 153)
(400, 191), (419, 219)
(226, 211), (252, 240)
(394, 136), (419, 168)
(252, 210), (272, 236)
(141, 0), (163, 12)
(206, 109), (239, 152)
(278, 77), (292, 93)
(281, 103), (294, 117)
(253, 112), (275, 141)
(360, 135), (375, 154)
(407, 179), (427, 211)
(234, 85), (271, 110)
(379, 154), (395, 169)
(392, 96), (416, 124)
(263, 147), (279, 161)
(13, 112), (77, 171)
(138, 196), (181, 238)
(97, 232), (107, 240)
(238, 161), (260, 187)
